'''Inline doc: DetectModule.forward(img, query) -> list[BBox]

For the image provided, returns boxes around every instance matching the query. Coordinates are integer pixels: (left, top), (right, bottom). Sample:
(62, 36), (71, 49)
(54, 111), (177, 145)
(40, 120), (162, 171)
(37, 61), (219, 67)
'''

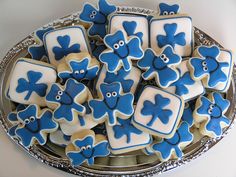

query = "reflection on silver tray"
(0, 6), (235, 177)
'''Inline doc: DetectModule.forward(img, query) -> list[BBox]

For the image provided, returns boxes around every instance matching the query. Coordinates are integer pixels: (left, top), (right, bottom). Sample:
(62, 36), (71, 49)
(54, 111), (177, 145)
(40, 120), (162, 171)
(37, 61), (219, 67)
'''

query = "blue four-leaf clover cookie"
(158, 3), (180, 16)
(14, 104), (58, 147)
(89, 82), (134, 126)
(79, 0), (116, 39)
(100, 30), (144, 72)
(152, 122), (193, 161)
(138, 45), (181, 88)
(189, 45), (229, 87)
(66, 130), (110, 166)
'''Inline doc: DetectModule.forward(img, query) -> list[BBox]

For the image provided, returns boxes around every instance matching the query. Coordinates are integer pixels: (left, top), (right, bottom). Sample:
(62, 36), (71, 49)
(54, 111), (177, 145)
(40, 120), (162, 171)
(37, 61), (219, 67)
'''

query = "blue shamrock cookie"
(123, 21), (144, 45)
(194, 92), (230, 138)
(14, 104), (58, 147)
(66, 129), (110, 166)
(46, 78), (88, 123)
(152, 122), (193, 161)
(89, 82), (134, 126)
(137, 46), (181, 88)
(79, 0), (116, 39)
(158, 3), (180, 16)
(57, 52), (100, 82)
(90, 39), (106, 59)
(28, 27), (54, 61)
(100, 30), (144, 72)
(189, 45), (229, 88)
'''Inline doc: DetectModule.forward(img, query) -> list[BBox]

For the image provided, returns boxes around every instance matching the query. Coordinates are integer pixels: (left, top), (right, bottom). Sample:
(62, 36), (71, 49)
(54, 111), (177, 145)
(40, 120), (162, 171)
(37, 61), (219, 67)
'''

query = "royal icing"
(79, 0), (116, 39)
(158, 3), (180, 16)
(133, 86), (184, 138)
(100, 30), (144, 72)
(6, 58), (57, 106)
(137, 46), (181, 88)
(151, 122), (193, 161)
(89, 82), (134, 126)
(66, 130), (110, 166)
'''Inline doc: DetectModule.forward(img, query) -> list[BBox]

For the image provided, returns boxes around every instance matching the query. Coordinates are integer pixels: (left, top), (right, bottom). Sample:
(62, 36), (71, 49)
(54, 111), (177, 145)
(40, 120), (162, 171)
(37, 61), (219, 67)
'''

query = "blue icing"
(16, 70), (48, 100)
(141, 94), (172, 127)
(67, 134), (110, 166)
(104, 67), (134, 93)
(63, 134), (71, 141)
(28, 27), (54, 60)
(123, 21), (143, 44)
(137, 46), (181, 88)
(157, 23), (186, 49)
(15, 105), (58, 147)
(181, 104), (194, 126)
(58, 57), (99, 82)
(89, 82), (134, 126)
(113, 117), (142, 143)
(197, 92), (230, 137)
(46, 79), (86, 122)
(90, 39), (106, 59)
(100, 30), (143, 72)
(52, 35), (81, 61)
(190, 45), (229, 87)
(170, 69), (195, 96)
(159, 3), (180, 15)
(152, 122), (193, 160)
(79, 0), (116, 38)
(77, 102), (91, 126)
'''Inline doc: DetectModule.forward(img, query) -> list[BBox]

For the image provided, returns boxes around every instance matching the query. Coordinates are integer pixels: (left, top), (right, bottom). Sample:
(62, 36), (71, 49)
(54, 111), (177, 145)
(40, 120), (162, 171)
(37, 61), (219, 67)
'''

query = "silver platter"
(0, 6), (235, 177)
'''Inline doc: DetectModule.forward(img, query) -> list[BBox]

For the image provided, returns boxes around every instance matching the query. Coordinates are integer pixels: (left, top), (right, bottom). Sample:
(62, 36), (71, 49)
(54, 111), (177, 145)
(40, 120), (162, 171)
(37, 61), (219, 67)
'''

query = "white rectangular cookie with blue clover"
(150, 15), (194, 57)
(108, 14), (149, 49)
(43, 26), (91, 66)
(166, 60), (205, 102)
(132, 86), (184, 138)
(6, 58), (57, 106)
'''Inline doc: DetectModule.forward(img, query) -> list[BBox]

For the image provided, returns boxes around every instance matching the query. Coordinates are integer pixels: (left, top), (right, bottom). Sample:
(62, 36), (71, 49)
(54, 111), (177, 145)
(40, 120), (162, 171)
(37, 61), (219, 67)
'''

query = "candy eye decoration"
(113, 43), (119, 49)
(80, 146), (86, 151)
(92, 10), (97, 15)
(210, 104), (215, 109)
(90, 40), (95, 45)
(163, 11), (168, 15)
(163, 57), (169, 63)
(119, 40), (125, 46)
(74, 71), (79, 75)
(86, 145), (92, 149)
(80, 69), (85, 74)
(55, 95), (61, 101)
(112, 92), (117, 97)
(169, 11), (175, 15)
(24, 119), (30, 124)
(208, 109), (213, 114)
(106, 92), (111, 98)
(90, 14), (95, 19)
(203, 66), (208, 71)
(29, 116), (35, 122)
(58, 91), (63, 95)
(160, 54), (166, 59)
(207, 104), (215, 114)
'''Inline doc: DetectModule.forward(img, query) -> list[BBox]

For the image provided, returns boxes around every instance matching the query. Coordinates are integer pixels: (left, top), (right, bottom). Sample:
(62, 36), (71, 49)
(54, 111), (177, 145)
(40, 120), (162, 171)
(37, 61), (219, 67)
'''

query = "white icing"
(150, 16), (193, 57)
(109, 14), (149, 49)
(7, 59), (57, 106)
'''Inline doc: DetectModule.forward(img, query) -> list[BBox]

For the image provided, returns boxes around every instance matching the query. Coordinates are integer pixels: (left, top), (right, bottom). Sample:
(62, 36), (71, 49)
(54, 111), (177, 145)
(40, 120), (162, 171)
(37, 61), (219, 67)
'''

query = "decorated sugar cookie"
(189, 45), (233, 92)
(137, 45), (181, 88)
(43, 26), (90, 66)
(6, 58), (57, 106)
(46, 79), (88, 123)
(152, 122), (193, 161)
(57, 52), (100, 82)
(100, 30), (144, 72)
(150, 15), (193, 57)
(89, 82), (134, 126)
(166, 60), (205, 101)
(133, 86), (184, 138)
(28, 27), (54, 61)
(109, 14), (149, 49)
(193, 92), (230, 138)
(158, 3), (180, 16)
(106, 115), (152, 154)
(14, 104), (58, 147)
(79, 0), (116, 39)
(89, 39), (106, 59)
(66, 129), (110, 166)
(49, 129), (71, 147)
(96, 66), (141, 94)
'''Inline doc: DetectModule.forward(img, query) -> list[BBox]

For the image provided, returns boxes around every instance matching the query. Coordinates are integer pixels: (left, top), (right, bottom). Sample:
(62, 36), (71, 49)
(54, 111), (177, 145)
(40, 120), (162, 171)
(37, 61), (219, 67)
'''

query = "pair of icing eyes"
(74, 70), (85, 75)
(163, 11), (175, 15)
(113, 40), (125, 49)
(160, 54), (169, 63)
(90, 11), (97, 19)
(55, 90), (63, 101)
(208, 104), (215, 114)
(24, 116), (36, 124)
(202, 61), (208, 71)
(80, 145), (92, 151)
(106, 92), (117, 98)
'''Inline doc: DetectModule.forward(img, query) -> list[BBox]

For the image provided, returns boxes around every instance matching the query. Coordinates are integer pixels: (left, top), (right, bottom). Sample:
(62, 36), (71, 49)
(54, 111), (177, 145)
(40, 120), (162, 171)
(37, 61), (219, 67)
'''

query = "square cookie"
(150, 15), (193, 57)
(166, 60), (205, 101)
(105, 116), (151, 154)
(6, 58), (57, 106)
(44, 26), (91, 66)
(132, 86), (184, 138)
(109, 14), (149, 49)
